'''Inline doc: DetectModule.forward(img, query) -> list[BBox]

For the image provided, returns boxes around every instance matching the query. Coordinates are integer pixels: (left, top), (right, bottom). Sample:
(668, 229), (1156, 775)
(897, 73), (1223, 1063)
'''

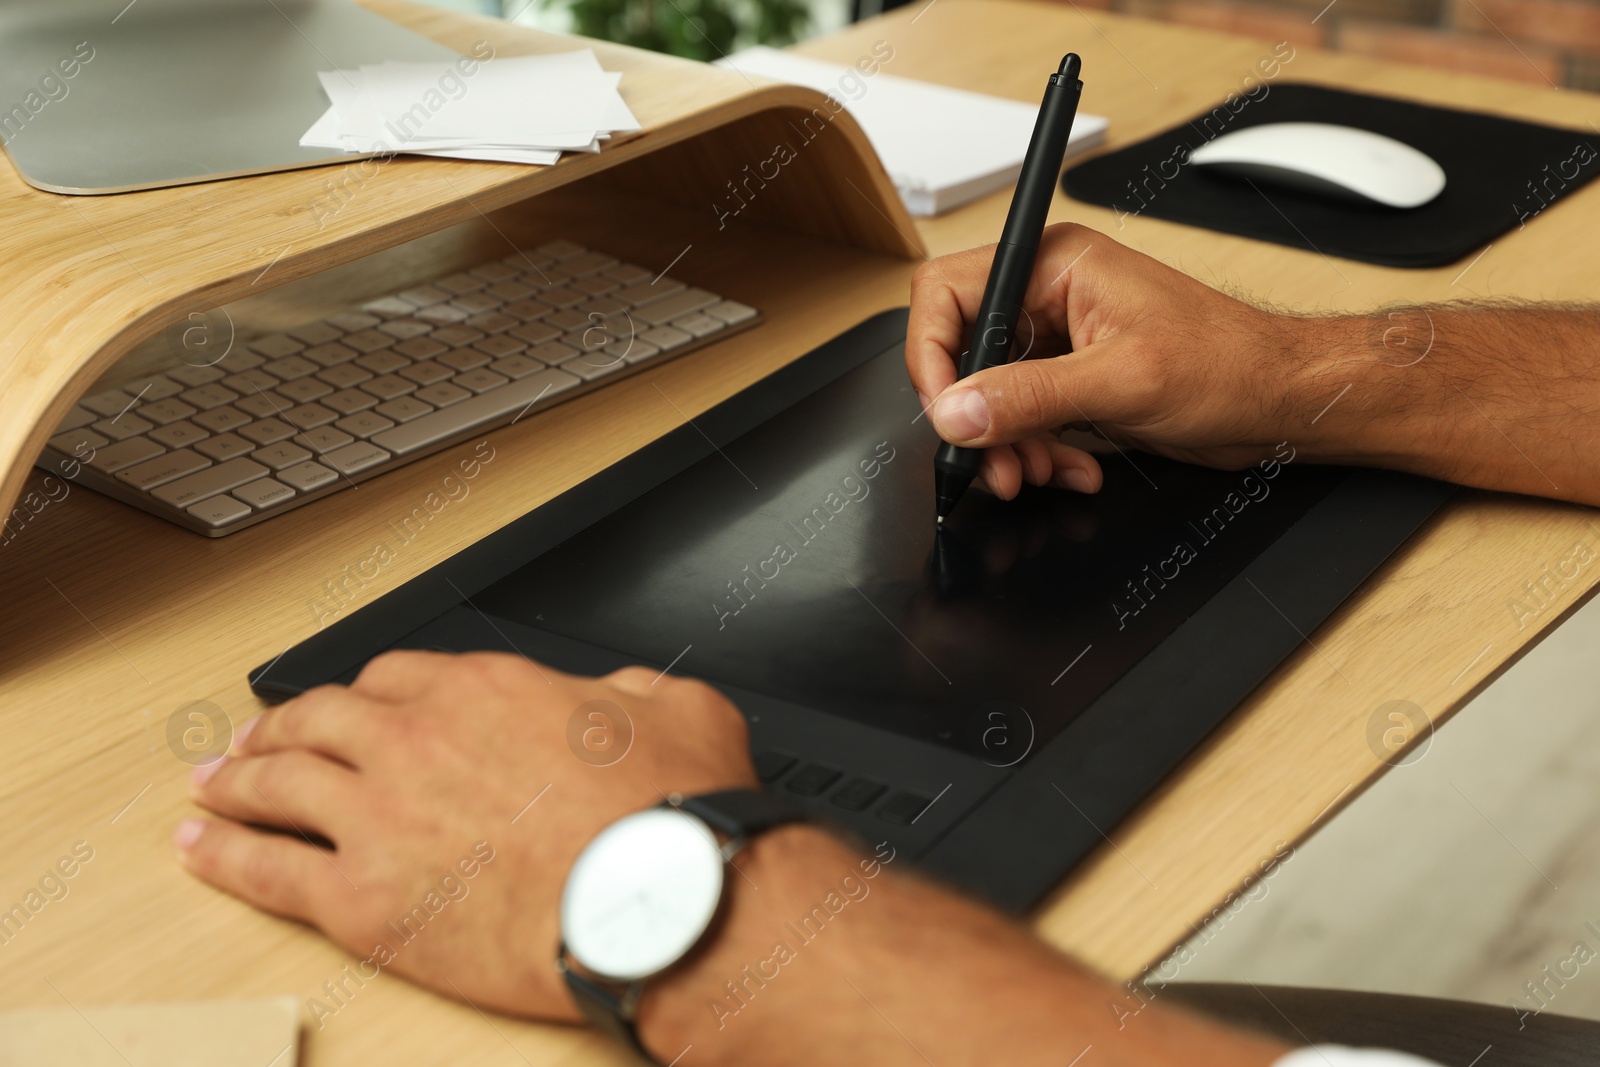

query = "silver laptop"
(0, 0), (456, 194)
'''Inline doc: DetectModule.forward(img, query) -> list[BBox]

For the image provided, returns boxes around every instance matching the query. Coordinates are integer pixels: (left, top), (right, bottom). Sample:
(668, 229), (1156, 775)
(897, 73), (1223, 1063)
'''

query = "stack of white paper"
(718, 47), (1110, 217)
(301, 49), (640, 166)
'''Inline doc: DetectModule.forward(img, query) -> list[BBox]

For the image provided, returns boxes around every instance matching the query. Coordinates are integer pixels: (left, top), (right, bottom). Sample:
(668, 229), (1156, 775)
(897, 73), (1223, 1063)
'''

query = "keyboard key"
(187, 494), (253, 529)
(360, 296), (415, 318)
(360, 374), (416, 401)
(573, 275), (617, 296)
(313, 364), (369, 390)
(148, 420), (210, 449)
(168, 364), (225, 388)
(232, 478), (297, 510)
(430, 325), (485, 347)
(560, 354), (624, 382)
(602, 263), (652, 285)
(234, 391), (291, 419)
(578, 296), (630, 318)
(877, 791), (934, 826)
(321, 441), (392, 475)
(640, 326), (693, 351)
(508, 321), (561, 346)
(615, 278), (684, 306)
(490, 354), (545, 379)
(294, 426), (355, 455)
(535, 288), (586, 310)
(251, 442), (312, 470)
(564, 329), (616, 355)
(468, 262), (519, 283)
(831, 778), (887, 812)
(375, 396), (435, 423)
(636, 288), (718, 325)
(502, 298), (556, 322)
(559, 251), (618, 277)
(283, 404), (339, 430)
(394, 336), (447, 360)
(453, 292), (502, 314)
(81, 389), (134, 417)
(536, 239), (587, 259)
(417, 303), (471, 324)
(219, 350), (264, 371)
(527, 341), (579, 365)
(453, 368), (509, 394)
(474, 335), (526, 359)
(399, 285), (449, 308)
(671, 313), (725, 339)
(303, 342), (359, 368)
(88, 436), (165, 473)
(753, 751), (798, 783)
(466, 311), (518, 334)
(414, 382), (471, 408)
(277, 460), (339, 492)
(440, 347), (490, 372)
(399, 360), (453, 386)
(153, 457), (269, 507)
(706, 300), (757, 325)
(342, 328), (396, 354)
(193, 405), (252, 434)
(124, 375), (184, 401)
(504, 250), (554, 271)
(322, 389), (378, 415)
(138, 398), (198, 425)
(239, 419), (296, 445)
(356, 350), (411, 375)
(264, 355), (318, 381)
(279, 376), (335, 402)
(195, 433), (255, 462)
(373, 368), (581, 456)
(116, 448), (211, 490)
(327, 311), (381, 333)
(93, 415), (155, 441)
(545, 309), (591, 332)
(622, 341), (662, 365)
(784, 764), (842, 797)
(222, 369), (279, 393)
(378, 318), (433, 340)
(287, 322), (343, 346)
(335, 411), (396, 438)
(247, 334), (304, 359)
(486, 280), (538, 302)
(435, 272), (486, 295)
(50, 427), (108, 454)
(56, 406), (98, 431)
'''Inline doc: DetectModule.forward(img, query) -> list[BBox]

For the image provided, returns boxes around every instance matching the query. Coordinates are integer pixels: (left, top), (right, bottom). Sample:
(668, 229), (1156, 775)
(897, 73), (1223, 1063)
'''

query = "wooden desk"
(3, 1), (1599, 1062)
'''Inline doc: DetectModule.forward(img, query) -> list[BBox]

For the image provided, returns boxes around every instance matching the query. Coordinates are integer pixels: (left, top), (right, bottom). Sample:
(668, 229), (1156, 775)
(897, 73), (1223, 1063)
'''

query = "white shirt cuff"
(1276, 1048), (1445, 1067)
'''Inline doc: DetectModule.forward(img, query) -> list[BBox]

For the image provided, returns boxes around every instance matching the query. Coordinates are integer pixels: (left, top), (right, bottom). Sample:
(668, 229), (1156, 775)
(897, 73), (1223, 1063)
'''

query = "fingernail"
(190, 756), (226, 788)
(173, 818), (205, 851)
(932, 389), (989, 440)
(232, 715), (260, 753)
(1061, 468), (1095, 493)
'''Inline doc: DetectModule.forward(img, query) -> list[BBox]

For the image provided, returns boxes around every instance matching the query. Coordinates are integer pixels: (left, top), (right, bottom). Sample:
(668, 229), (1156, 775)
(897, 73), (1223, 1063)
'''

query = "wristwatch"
(557, 789), (807, 1062)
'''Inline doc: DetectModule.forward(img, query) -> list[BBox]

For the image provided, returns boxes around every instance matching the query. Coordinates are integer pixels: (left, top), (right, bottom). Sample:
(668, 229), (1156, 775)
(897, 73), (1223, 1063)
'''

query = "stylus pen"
(934, 53), (1083, 526)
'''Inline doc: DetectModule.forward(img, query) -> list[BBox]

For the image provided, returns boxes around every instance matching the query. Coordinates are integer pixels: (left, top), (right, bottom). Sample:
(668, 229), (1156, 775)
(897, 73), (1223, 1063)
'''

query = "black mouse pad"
(1062, 83), (1600, 268)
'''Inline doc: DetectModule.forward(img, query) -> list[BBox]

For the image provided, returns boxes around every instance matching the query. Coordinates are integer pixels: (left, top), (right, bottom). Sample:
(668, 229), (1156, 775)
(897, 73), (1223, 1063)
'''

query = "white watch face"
(561, 808), (726, 982)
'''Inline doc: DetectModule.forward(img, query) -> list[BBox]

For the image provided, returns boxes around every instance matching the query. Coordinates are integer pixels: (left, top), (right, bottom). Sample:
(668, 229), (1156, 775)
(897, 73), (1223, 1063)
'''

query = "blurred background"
(421, 0), (1600, 90)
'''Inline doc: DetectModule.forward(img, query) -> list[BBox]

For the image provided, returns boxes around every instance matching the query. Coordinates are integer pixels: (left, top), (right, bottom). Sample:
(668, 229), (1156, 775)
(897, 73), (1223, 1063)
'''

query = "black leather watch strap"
(560, 788), (807, 1065)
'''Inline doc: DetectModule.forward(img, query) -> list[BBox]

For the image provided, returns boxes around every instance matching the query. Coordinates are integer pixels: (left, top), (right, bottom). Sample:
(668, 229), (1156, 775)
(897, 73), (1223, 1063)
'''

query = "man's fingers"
(350, 649), (460, 702)
(239, 685), (383, 766)
(191, 750), (362, 842)
(174, 816), (351, 924)
(906, 259), (979, 403)
(929, 341), (1146, 448)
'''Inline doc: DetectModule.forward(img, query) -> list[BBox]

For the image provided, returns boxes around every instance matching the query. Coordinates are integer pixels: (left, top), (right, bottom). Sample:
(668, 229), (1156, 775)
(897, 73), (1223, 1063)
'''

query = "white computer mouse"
(1188, 122), (1446, 209)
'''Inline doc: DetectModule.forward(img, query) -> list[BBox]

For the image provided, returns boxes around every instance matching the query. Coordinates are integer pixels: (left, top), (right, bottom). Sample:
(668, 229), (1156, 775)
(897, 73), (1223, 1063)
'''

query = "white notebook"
(718, 47), (1109, 216)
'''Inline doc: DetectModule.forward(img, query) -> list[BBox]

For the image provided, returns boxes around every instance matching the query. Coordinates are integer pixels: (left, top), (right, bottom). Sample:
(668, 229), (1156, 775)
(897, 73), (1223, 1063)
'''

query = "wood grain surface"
(2, 1), (1599, 1063)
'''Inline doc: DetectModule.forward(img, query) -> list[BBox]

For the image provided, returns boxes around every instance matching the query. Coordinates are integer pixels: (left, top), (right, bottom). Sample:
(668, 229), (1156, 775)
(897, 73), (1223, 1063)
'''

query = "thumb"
(928, 342), (1142, 447)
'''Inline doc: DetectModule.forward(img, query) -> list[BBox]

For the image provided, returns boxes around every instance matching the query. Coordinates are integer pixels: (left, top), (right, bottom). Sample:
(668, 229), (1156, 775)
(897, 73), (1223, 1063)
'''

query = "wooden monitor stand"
(0, 0), (924, 544)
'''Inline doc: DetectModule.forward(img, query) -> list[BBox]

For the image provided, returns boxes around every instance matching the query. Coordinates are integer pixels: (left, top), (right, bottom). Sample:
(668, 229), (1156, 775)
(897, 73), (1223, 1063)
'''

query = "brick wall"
(1066, 0), (1600, 90)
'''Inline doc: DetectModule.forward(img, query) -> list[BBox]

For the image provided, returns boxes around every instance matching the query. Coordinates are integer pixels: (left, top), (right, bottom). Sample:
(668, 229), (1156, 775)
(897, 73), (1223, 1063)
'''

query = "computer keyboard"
(36, 240), (761, 536)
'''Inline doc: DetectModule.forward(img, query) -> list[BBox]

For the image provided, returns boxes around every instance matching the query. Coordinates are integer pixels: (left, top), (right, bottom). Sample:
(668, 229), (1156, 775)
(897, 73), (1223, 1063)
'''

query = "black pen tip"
(1059, 54), (1082, 79)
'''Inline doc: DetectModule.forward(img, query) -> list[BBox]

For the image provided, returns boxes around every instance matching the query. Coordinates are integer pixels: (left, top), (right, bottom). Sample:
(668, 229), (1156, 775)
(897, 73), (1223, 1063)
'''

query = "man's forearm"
(637, 826), (1288, 1066)
(1287, 305), (1600, 506)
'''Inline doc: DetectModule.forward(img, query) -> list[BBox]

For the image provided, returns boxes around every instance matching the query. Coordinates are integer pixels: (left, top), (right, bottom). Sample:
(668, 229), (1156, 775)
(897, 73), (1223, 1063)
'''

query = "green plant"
(549, 0), (809, 61)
